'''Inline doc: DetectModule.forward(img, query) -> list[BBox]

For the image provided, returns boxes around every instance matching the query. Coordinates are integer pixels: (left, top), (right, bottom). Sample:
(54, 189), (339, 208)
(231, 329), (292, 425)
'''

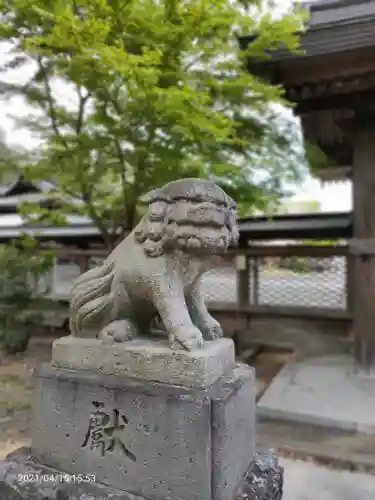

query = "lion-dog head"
(134, 178), (239, 258)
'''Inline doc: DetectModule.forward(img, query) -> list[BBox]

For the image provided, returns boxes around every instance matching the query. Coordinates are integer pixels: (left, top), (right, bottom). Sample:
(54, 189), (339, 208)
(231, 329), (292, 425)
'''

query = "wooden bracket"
(349, 238), (375, 256)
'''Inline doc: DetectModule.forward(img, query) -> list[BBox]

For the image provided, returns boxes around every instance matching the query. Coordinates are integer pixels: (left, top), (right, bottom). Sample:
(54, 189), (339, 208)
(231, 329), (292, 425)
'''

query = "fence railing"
(34, 243), (351, 320)
(234, 244), (350, 315)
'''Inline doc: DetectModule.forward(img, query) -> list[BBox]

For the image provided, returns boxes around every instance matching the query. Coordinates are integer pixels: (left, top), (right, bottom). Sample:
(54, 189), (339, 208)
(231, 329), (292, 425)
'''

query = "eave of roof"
(303, 0), (375, 25)
(0, 212), (352, 242)
(0, 175), (84, 205)
(314, 166), (352, 182)
(0, 225), (101, 240)
(0, 176), (353, 242)
(238, 211), (352, 240)
(0, 192), (51, 208)
(241, 0), (375, 64)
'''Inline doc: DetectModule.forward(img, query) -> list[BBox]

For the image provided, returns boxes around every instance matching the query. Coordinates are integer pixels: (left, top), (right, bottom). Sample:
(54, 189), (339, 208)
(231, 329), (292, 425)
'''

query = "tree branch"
(81, 188), (113, 248)
(75, 85), (91, 134)
(49, 159), (113, 247)
(35, 68), (112, 242)
(36, 57), (69, 150)
(113, 138), (130, 226)
(183, 53), (204, 72)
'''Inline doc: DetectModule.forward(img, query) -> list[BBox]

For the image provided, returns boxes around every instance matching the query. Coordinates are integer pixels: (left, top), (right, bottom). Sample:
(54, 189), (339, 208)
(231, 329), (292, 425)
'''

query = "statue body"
(69, 179), (238, 350)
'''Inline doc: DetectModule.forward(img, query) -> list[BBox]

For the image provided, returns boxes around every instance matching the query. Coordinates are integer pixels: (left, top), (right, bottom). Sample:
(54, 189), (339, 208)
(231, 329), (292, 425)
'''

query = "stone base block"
(52, 336), (235, 389)
(32, 363), (255, 500)
(0, 448), (283, 500)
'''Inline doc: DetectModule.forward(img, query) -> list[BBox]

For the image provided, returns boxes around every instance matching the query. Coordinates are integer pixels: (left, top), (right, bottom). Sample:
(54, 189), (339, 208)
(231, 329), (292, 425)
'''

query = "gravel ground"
(281, 457), (375, 500)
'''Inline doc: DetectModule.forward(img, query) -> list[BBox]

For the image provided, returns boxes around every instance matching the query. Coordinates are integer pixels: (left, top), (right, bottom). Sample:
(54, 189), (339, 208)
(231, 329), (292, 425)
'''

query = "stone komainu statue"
(69, 179), (239, 350)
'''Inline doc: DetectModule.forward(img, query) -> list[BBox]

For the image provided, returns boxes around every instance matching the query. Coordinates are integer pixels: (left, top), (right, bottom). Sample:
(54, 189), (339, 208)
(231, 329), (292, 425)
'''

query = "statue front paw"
(170, 326), (204, 351)
(200, 317), (223, 340)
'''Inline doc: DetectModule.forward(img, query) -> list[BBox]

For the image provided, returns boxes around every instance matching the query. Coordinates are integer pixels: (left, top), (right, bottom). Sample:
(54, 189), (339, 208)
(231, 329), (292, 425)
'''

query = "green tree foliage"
(0, 236), (54, 354)
(0, 128), (27, 180)
(0, 0), (306, 246)
(0, 133), (55, 354)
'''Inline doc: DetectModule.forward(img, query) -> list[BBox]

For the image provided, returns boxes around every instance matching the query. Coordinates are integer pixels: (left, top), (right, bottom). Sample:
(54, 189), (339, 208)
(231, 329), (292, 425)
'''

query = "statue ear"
(140, 188), (170, 205)
(226, 195), (236, 210)
(140, 190), (155, 205)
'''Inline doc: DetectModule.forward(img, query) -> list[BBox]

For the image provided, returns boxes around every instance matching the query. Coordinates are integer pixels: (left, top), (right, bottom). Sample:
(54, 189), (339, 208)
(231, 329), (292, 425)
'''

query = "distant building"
(0, 175), (352, 250)
(0, 175), (102, 246)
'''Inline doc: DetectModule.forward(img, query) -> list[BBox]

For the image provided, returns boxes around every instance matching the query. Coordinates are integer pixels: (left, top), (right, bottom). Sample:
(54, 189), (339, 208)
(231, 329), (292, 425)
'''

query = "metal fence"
(201, 250), (347, 310)
(241, 245), (349, 312)
(250, 254), (347, 310)
(36, 244), (350, 314)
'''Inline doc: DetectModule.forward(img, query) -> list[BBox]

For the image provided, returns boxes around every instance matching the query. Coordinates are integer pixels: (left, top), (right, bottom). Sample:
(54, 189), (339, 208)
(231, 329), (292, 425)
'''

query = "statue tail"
(69, 259), (116, 336)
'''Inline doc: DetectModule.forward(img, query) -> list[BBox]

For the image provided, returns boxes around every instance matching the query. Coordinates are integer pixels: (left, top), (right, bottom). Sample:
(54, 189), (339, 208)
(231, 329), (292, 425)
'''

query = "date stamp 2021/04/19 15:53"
(17, 473), (96, 485)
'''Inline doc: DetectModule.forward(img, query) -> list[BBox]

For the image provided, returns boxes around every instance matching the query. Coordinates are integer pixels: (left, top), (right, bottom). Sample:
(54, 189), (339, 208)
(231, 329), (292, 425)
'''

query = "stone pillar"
(352, 127), (375, 371)
(0, 336), (283, 500)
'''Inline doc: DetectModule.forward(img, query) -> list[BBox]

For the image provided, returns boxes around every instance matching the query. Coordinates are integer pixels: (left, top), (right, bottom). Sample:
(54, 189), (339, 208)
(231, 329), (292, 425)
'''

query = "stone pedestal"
(0, 336), (283, 500)
(51, 336), (235, 388)
(32, 363), (254, 500)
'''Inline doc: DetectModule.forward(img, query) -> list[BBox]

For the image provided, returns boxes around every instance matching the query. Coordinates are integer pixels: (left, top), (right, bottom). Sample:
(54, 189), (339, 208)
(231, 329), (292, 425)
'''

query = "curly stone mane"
(134, 179), (239, 257)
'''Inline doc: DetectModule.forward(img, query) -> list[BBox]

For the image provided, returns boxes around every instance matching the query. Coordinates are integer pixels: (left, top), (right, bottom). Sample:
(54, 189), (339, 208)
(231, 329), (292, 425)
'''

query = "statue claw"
(201, 319), (223, 340)
(169, 328), (204, 351)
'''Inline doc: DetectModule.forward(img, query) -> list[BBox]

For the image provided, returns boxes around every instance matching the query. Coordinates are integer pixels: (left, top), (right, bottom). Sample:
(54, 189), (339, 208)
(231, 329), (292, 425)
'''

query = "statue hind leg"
(97, 280), (138, 343)
(98, 285), (155, 343)
(98, 319), (139, 343)
(98, 311), (156, 343)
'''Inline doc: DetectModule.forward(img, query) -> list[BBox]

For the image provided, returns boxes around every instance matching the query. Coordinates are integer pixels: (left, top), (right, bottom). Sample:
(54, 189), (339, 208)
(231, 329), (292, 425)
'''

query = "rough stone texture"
(52, 336), (235, 389)
(257, 355), (375, 434)
(0, 449), (283, 500)
(0, 447), (144, 500)
(234, 452), (283, 500)
(31, 363), (255, 500)
(69, 178), (239, 351)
